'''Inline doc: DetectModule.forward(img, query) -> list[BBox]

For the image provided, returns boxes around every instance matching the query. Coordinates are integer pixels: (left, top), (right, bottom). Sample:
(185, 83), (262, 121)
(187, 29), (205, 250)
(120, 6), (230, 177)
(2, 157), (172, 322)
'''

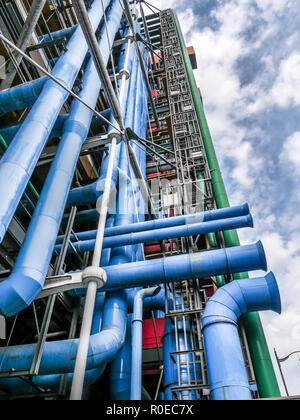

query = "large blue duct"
(0, 77), (46, 116)
(163, 318), (199, 401)
(0, 0), (112, 244)
(0, 109), (111, 145)
(0, 0), (124, 317)
(96, 242), (268, 293)
(109, 315), (133, 400)
(54, 215), (253, 254)
(65, 35), (136, 208)
(202, 273), (281, 400)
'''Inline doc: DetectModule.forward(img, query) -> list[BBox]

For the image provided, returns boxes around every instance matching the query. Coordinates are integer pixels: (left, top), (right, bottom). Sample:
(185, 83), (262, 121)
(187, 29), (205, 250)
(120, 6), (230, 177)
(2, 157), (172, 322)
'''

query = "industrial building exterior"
(0, 0), (282, 401)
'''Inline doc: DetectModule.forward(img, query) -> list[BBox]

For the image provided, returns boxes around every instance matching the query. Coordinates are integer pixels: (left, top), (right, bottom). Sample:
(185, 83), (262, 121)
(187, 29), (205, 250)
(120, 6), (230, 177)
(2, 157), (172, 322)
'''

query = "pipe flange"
(126, 34), (134, 42)
(82, 266), (107, 288)
(119, 69), (130, 80)
(108, 129), (124, 144)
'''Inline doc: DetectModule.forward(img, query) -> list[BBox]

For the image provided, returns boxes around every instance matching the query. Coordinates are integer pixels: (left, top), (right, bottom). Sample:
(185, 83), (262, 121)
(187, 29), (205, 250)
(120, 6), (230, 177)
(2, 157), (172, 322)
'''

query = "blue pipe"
(0, 77), (46, 116)
(57, 203), (250, 243)
(66, 30), (136, 208)
(58, 241), (268, 296)
(0, 109), (111, 145)
(105, 47), (145, 400)
(0, 0), (124, 317)
(163, 318), (198, 400)
(109, 315), (133, 400)
(96, 242), (268, 293)
(0, 287), (128, 376)
(131, 287), (161, 400)
(39, 26), (77, 43)
(202, 272), (281, 400)
(0, 0), (112, 244)
(0, 367), (106, 395)
(54, 215), (254, 254)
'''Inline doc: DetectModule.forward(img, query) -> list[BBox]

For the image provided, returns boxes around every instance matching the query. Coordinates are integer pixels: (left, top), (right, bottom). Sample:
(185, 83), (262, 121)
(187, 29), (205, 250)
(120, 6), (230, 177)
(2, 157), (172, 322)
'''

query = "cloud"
(280, 132), (300, 174)
(271, 53), (300, 108)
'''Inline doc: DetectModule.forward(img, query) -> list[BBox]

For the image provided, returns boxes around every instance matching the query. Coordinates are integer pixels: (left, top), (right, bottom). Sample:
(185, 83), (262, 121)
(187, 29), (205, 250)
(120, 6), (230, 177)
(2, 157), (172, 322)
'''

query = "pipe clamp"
(108, 129), (124, 144)
(82, 266), (107, 288)
(119, 69), (130, 80)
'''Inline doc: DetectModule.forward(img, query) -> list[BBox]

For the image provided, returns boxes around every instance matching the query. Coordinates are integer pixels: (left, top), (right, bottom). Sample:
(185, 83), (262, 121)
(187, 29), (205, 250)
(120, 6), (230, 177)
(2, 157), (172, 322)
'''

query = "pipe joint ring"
(108, 129), (124, 144)
(119, 69), (130, 80)
(201, 317), (237, 332)
(82, 266), (107, 288)
(126, 34), (134, 42)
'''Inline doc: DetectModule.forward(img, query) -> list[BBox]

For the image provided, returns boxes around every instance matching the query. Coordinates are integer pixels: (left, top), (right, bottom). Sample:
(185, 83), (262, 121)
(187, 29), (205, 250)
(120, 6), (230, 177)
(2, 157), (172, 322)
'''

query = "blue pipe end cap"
(246, 214), (254, 228)
(242, 203), (250, 215)
(265, 272), (282, 314)
(257, 241), (268, 272)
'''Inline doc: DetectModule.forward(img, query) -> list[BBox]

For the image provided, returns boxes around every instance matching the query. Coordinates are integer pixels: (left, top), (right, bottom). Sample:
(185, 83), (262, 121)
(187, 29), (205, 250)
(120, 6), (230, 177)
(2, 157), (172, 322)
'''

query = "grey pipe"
(0, 0), (47, 90)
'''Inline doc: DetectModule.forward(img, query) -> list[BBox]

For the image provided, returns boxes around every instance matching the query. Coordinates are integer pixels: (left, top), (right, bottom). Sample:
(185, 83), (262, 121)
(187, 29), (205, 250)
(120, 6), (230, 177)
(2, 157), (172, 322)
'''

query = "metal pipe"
(58, 203), (250, 243)
(70, 0), (128, 399)
(131, 287), (161, 400)
(0, 0), (48, 90)
(122, 0), (160, 128)
(0, 77), (46, 116)
(0, 0), (122, 318)
(0, 0), (112, 244)
(127, 142), (157, 219)
(139, 2), (157, 70)
(109, 315), (132, 400)
(0, 109), (111, 144)
(66, 25), (136, 208)
(39, 26), (77, 43)
(202, 273), (281, 400)
(54, 214), (254, 255)
(72, 0), (125, 132)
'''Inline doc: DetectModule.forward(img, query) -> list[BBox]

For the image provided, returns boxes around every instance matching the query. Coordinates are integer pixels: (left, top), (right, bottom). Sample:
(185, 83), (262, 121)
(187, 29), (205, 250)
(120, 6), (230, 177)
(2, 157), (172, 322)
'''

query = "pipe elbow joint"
(0, 270), (43, 316)
(202, 272), (281, 331)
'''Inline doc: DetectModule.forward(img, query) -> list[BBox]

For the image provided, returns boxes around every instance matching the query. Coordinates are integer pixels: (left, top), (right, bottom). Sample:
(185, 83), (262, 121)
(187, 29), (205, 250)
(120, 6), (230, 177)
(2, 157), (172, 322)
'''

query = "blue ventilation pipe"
(54, 215), (253, 254)
(57, 203), (250, 244)
(131, 287), (161, 400)
(202, 272), (281, 400)
(0, 285), (128, 376)
(0, 77), (46, 116)
(0, 246), (268, 382)
(65, 21), (139, 209)
(0, 0), (112, 244)
(109, 315), (133, 400)
(0, 0), (124, 317)
(0, 109), (111, 144)
(39, 26), (77, 43)
(97, 242), (268, 292)
(163, 318), (199, 400)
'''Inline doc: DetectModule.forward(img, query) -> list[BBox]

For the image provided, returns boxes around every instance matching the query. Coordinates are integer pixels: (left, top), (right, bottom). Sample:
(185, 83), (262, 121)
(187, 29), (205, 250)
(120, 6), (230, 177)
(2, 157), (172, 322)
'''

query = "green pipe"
(173, 10), (280, 398)
(0, 135), (39, 204)
(197, 172), (225, 288)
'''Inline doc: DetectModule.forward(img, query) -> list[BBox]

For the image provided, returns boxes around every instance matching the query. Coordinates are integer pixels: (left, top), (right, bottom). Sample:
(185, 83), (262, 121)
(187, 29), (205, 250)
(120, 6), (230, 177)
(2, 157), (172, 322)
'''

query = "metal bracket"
(37, 272), (84, 299)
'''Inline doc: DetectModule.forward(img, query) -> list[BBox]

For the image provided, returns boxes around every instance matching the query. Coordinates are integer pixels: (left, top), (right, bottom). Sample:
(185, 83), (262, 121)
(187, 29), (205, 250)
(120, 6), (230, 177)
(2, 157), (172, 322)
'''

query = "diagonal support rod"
(122, 0), (160, 129)
(72, 0), (125, 132)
